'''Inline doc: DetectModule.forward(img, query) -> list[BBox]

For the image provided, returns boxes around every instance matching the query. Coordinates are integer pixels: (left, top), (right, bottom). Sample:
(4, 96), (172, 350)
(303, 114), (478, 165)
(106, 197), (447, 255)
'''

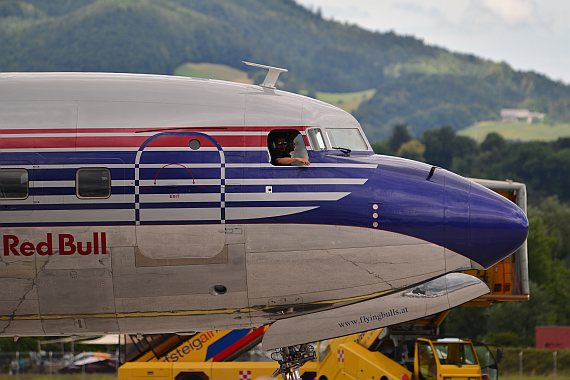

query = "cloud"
(481, 0), (536, 26)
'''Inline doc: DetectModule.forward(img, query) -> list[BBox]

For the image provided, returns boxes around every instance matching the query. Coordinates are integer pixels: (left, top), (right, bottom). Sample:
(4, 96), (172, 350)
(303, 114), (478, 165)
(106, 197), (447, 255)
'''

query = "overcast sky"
(296, 0), (570, 84)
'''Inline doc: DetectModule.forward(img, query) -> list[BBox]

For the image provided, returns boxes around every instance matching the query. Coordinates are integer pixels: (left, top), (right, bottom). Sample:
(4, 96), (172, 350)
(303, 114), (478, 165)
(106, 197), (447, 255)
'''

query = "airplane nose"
(444, 171), (528, 268)
(373, 157), (528, 269)
(467, 180), (528, 267)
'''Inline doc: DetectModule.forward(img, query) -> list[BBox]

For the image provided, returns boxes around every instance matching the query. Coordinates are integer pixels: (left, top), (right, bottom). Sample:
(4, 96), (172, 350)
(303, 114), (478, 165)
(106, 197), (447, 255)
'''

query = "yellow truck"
(315, 326), (500, 380)
(119, 324), (500, 380)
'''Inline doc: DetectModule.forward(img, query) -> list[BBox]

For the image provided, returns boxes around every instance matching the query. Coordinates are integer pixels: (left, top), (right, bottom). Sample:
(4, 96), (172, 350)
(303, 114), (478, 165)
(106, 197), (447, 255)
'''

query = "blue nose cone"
(466, 181), (529, 267)
(442, 171), (528, 268)
(373, 157), (528, 268)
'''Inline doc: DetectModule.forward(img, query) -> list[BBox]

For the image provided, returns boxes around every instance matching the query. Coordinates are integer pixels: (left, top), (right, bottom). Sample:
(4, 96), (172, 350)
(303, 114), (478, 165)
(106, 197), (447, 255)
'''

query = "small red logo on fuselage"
(3, 232), (107, 256)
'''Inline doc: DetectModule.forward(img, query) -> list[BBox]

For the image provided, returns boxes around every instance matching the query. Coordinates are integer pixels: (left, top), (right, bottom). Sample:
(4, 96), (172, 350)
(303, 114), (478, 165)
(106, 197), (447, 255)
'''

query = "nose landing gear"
(271, 344), (316, 380)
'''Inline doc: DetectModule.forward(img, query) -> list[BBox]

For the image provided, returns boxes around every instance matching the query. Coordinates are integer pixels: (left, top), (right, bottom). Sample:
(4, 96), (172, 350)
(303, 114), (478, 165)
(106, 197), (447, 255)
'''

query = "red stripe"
(0, 137), (76, 149)
(0, 126), (309, 135)
(0, 135), (309, 149)
(211, 326), (268, 362)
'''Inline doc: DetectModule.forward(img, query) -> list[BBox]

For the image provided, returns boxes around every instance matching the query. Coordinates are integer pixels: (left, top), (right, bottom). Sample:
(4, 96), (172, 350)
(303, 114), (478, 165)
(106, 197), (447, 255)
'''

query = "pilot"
(271, 136), (310, 166)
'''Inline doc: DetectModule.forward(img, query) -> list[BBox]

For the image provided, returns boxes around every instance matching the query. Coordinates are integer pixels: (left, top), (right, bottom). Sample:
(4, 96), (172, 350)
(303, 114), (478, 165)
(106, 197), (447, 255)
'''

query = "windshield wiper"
(332, 146), (352, 156)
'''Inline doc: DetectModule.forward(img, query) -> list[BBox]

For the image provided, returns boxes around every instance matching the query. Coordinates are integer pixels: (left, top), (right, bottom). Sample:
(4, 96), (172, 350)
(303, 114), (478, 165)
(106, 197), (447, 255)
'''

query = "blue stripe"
(29, 168), (132, 181)
(226, 184), (359, 192)
(204, 329), (251, 361)
(1, 203), (134, 211)
(138, 151), (222, 164)
(138, 220), (222, 226)
(140, 202), (220, 209)
(27, 185), (354, 196)
(0, 150), (370, 165)
(30, 186), (134, 196)
(0, 221), (135, 228)
(139, 185), (220, 194)
(139, 167), (221, 180)
(0, 152), (136, 164)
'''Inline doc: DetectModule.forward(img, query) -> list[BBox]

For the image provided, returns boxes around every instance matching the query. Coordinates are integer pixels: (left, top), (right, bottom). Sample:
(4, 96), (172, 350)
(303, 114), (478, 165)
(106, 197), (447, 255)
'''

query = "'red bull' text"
(2, 232), (107, 256)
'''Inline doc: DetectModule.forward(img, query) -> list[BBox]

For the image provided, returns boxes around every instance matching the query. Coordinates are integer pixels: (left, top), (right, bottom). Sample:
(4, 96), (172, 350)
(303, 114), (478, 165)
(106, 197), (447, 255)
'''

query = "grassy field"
(315, 89), (376, 113)
(174, 63), (253, 84)
(503, 377), (570, 380)
(0, 375), (568, 380)
(0, 375), (116, 380)
(459, 120), (570, 142)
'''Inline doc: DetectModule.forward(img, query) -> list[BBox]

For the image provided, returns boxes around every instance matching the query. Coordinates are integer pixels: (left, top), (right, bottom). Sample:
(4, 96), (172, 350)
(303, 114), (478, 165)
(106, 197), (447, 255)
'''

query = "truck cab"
(415, 338), (482, 380)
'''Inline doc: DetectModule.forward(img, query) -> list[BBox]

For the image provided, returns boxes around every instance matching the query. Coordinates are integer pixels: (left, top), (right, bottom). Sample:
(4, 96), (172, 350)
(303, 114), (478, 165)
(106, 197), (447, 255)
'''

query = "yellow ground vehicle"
(119, 327), (318, 380)
(316, 326), (500, 380)
(119, 179), (524, 380)
(119, 324), (499, 380)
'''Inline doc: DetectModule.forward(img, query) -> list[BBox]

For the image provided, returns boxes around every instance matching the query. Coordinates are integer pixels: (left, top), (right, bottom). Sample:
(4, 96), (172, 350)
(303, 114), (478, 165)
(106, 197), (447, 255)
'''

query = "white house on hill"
(501, 108), (545, 123)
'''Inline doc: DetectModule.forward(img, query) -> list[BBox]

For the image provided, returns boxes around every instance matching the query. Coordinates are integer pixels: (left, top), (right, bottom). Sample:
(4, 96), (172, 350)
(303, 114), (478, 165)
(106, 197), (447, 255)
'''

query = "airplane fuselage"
(0, 73), (528, 336)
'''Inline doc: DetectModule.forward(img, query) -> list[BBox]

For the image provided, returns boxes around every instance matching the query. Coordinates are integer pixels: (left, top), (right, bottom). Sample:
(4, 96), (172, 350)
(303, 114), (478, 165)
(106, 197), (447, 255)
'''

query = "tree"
(388, 123), (412, 153)
(451, 135), (479, 174)
(422, 126), (456, 168)
(483, 283), (557, 346)
(396, 139), (426, 161)
(371, 141), (391, 155)
(481, 132), (506, 152)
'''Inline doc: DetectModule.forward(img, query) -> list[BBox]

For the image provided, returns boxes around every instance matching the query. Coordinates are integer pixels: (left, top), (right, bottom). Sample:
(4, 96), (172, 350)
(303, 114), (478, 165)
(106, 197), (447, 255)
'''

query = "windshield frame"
(325, 127), (370, 152)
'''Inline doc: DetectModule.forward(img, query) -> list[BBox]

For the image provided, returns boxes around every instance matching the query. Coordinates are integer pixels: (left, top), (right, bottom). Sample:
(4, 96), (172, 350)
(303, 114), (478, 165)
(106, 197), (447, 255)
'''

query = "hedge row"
(500, 348), (570, 376)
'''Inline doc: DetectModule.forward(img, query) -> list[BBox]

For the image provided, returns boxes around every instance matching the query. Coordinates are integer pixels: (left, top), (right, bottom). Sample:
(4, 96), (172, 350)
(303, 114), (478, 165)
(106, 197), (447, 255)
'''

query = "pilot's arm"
(275, 156), (310, 166)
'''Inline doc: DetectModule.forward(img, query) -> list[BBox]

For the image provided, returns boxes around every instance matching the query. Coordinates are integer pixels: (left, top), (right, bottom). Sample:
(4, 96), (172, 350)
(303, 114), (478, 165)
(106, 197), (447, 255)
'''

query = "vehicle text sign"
(2, 232), (107, 256)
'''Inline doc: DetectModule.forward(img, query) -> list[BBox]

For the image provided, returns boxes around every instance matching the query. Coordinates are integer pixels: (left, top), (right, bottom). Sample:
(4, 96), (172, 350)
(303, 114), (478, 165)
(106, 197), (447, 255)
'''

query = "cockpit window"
(327, 128), (368, 151)
(307, 128), (327, 151)
(268, 130), (310, 166)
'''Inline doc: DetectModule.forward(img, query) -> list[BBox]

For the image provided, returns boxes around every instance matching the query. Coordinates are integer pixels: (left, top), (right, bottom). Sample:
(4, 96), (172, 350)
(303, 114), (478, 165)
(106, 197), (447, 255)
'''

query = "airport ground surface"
(0, 375), (568, 380)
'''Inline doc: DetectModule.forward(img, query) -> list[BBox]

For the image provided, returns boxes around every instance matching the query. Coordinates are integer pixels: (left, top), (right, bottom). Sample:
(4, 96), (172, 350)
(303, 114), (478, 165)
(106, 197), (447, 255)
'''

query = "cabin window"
(433, 342), (476, 365)
(76, 168), (111, 199)
(268, 130), (309, 166)
(307, 128), (327, 151)
(417, 342), (436, 380)
(0, 169), (28, 200)
(327, 128), (368, 151)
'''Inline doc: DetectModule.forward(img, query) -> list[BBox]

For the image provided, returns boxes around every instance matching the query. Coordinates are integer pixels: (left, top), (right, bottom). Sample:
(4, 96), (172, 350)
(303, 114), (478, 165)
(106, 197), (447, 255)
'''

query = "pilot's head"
(275, 136), (292, 151)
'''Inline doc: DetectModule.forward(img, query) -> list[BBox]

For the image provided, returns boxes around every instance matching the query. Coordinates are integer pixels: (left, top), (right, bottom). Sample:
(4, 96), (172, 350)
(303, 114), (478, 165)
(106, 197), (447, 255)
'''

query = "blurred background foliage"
(1, 0), (570, 349)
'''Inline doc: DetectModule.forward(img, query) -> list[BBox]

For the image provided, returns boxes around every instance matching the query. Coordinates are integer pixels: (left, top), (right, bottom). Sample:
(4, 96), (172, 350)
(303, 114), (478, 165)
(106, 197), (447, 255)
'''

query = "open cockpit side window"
(268, 130), (310, 166)
(307, 128), (327, 151)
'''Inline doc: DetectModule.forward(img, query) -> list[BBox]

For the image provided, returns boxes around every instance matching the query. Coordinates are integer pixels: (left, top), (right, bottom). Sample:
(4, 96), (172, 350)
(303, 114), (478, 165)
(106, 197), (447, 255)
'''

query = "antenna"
(242, 61), (288, 89)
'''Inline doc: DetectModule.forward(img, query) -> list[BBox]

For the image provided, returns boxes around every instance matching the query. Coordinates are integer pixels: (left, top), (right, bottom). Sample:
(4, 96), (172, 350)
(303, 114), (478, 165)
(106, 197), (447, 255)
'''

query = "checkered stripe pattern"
(238, 370), (252, 380)
(338, 349), (344, 363)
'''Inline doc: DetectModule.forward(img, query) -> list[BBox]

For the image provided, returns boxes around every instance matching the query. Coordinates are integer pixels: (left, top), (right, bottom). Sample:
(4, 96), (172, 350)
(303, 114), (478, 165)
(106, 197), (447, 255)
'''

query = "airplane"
(0, 62), (527, 379)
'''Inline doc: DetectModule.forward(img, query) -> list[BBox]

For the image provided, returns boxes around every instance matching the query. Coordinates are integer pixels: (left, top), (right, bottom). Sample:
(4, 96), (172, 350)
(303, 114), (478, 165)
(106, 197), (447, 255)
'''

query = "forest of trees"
(373, 125), (570, 346)
(2, 0), (570, 140)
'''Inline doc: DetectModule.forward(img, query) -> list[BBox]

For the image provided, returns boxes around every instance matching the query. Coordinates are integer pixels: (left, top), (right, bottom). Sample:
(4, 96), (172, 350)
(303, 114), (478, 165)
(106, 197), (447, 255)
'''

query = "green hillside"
(459, 120), (570, 142)
(315, 89), (376, 113)
(1, 0), (569, 140)
(174, 63), (253, 84)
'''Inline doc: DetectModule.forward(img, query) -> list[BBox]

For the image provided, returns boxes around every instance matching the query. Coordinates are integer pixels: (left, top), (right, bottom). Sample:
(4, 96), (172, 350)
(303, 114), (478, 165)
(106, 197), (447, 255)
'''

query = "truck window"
(434, 343), (476, 365)
(417, 342), (436, 380)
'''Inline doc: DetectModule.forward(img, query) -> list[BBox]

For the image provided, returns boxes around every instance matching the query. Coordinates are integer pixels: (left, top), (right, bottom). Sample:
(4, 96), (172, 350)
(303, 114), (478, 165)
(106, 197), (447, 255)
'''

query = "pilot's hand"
(296, 158), (310, 166)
